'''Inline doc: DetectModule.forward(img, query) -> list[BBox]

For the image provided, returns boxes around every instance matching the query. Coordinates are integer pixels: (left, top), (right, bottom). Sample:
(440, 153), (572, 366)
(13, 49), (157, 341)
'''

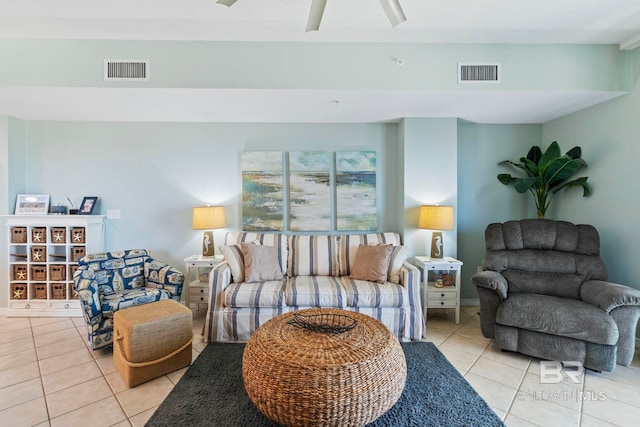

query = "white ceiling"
(0, 0), (639, 124)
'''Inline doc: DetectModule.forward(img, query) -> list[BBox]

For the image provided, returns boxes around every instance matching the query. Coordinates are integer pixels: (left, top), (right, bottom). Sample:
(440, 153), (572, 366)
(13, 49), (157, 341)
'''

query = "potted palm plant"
(497, 141), (591, 218)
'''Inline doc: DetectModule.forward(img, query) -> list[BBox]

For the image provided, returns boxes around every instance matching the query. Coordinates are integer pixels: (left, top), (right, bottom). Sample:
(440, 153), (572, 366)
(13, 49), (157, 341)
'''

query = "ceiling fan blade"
(379, 0), (406, 27)
(306, 0), (328, 32)
(216, 0), (238, 7)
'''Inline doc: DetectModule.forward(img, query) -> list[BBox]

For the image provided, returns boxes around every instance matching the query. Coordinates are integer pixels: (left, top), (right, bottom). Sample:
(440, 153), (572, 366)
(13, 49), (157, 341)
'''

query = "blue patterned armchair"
(73, 249), (185, 350)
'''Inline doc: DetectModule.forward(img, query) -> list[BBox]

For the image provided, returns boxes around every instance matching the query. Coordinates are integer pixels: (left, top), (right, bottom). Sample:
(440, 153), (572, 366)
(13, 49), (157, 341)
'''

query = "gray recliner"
(472, 219), (640, 372)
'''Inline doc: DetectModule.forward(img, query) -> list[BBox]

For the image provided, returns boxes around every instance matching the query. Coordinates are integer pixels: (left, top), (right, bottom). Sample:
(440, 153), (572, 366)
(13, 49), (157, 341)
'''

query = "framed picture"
(14, 194), (50, 215)
(78, 196), (98, 215)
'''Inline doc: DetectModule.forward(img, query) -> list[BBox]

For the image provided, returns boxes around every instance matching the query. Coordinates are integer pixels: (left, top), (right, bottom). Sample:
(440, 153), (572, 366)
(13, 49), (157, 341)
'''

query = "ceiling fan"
(216, 0), (407, 32)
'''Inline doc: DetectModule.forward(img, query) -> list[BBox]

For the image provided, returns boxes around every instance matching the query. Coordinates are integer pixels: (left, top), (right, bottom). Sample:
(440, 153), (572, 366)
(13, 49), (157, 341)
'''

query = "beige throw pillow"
(242, 243), (285, 283)
(350, 244), (394, 284)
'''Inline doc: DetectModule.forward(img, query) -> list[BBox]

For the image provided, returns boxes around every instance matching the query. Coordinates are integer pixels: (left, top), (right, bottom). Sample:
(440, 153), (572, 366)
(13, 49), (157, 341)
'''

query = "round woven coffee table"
(242, 308), (407, 427)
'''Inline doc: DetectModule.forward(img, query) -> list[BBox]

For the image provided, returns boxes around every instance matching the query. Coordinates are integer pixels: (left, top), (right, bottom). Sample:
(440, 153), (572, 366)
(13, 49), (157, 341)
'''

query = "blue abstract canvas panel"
(241, 151), (284, 231)
(289, 151), (331, 231)
(336, 151), (377, 231)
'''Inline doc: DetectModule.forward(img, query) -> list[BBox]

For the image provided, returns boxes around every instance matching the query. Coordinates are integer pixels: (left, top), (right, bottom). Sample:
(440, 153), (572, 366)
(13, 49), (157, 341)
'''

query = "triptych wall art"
(241, 151), (377, 232)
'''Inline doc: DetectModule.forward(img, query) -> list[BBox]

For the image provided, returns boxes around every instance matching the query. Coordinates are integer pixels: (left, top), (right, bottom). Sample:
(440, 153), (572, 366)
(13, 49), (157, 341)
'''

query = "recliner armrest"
(472, 270), (508, 300)
(580, 280), (640, 313)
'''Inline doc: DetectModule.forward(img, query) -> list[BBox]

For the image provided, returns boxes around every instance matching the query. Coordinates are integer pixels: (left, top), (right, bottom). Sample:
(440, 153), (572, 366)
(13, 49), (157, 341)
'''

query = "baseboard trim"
(461, 298), (480, 306)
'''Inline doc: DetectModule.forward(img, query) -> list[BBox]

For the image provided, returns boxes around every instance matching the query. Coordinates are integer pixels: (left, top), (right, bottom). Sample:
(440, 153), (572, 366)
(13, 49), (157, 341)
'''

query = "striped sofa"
(204, 232), (423, 342)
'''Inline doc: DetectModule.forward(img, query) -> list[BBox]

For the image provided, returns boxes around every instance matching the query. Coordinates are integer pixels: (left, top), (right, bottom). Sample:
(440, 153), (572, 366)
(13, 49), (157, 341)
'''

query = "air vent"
(104, 59), (149, 81)
(458, 62), (501, 84)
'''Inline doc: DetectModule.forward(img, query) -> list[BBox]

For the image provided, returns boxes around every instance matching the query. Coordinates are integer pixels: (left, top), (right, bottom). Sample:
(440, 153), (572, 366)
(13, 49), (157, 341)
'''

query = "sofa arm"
(73, 267), (103, 325)
(145, 258), (185, 300)
(204, 261), (232, 342)
(580, 280), (640, 313)
(400, 261), (423, 341)
(471, 270), (508, 300)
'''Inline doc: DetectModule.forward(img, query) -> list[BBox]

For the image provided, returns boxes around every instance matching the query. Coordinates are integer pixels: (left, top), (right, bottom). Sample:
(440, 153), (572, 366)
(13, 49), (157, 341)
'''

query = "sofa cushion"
(496, 293), (618, 346)
(101, 288), (172, 318)
(350, 244), (393, 283)
(341, 277), (408, 308)
(287, 235), (339, 276)
(338, 233), (401, 277)
(224, 281), (286, 308)
(242, 243), (284, 283)
(285, 276), (346, 307)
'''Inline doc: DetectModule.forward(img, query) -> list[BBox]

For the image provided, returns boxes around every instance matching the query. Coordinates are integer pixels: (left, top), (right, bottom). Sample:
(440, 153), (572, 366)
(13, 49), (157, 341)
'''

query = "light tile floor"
(1, 307), (639, 427)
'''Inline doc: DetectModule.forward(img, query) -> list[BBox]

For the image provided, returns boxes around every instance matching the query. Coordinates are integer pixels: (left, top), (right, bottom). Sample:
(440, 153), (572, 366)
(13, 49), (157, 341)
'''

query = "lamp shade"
(192, 206), (226, 230)
(418, 205), (454, 230)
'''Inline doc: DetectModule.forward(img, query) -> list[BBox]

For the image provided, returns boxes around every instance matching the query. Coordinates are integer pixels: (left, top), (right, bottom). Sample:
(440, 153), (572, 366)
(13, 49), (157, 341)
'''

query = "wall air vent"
(104, 59), (149, 81)
(458, 62), (501, 84)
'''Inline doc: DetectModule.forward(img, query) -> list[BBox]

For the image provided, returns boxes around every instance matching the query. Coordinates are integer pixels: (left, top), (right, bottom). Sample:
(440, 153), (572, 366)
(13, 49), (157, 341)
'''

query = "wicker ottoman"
(242, 308), (407, 427)
(114, 300), (193, 387)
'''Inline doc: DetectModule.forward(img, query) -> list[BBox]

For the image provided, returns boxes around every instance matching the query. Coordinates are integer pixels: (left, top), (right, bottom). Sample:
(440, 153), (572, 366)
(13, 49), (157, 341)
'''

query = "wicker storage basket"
(11, 283), (27, 300)
(51, 227), (67, 243)
(31, 246), (46, 262)
(31, 265), (47, 281)
(11, 227), (27, 243)
(13, 264), (28, 281)
(114, 300), (193, 387)
(50, 283), (66, 299)
(31, 227), (46, 243)
(33, 284), (47, 299)
(71, 246), (85, 262)
(49, 264), (66, 281)
(71, 227), (86, 243)
(242, 308), (407, 427)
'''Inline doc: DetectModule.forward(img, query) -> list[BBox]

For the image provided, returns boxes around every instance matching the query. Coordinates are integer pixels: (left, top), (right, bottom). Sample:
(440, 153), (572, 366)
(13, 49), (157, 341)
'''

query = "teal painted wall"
(0, 40), (630, 92)
(542, 49), (640, 290)
(457, 122), (542, 301)
(402, 118), (458, 258)
(19, 121), (402, 271)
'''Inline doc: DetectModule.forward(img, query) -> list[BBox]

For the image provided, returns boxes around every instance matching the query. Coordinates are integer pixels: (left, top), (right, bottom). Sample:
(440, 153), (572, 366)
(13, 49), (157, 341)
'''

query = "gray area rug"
(146, 342), (504, 427)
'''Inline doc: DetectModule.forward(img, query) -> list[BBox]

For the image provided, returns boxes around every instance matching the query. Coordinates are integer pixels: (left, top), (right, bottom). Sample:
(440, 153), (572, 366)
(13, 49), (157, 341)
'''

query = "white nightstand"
(414, 256), (463, 334)
(184, 255), (223, 310)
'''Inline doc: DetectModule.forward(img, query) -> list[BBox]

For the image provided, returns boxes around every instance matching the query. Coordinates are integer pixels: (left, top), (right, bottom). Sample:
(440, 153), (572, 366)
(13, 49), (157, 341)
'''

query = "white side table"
(414, 256), (463, 335)
(184, 255), (223, 310)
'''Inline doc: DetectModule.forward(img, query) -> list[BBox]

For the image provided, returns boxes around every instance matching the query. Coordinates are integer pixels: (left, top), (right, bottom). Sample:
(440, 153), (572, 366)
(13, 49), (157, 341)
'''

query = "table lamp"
(418, 205), (454, 259)
(192, 206), (226, 257)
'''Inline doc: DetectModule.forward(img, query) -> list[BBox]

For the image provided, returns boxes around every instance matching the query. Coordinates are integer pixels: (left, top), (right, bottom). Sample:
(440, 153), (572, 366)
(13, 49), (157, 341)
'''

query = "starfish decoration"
(13, 289), (24, 299)
(53, 231), (64, 242)
(33, 233), (42, 242)
(33, 252), (42, 261)
(16, 271), (26, 279)
(73, 232), (83, 242)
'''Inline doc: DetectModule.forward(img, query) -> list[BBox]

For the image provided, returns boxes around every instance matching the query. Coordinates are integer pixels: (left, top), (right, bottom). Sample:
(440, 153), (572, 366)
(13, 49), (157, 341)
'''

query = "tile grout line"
(30, 317), (53, 425)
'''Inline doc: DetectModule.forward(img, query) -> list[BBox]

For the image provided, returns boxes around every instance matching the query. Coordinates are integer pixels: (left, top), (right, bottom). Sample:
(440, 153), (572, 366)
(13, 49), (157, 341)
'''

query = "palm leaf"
(552, 177), (590, 197)
(545, 157), (587, 187)
(538, 141), (561, 170)
(566, 146), (582, 159)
